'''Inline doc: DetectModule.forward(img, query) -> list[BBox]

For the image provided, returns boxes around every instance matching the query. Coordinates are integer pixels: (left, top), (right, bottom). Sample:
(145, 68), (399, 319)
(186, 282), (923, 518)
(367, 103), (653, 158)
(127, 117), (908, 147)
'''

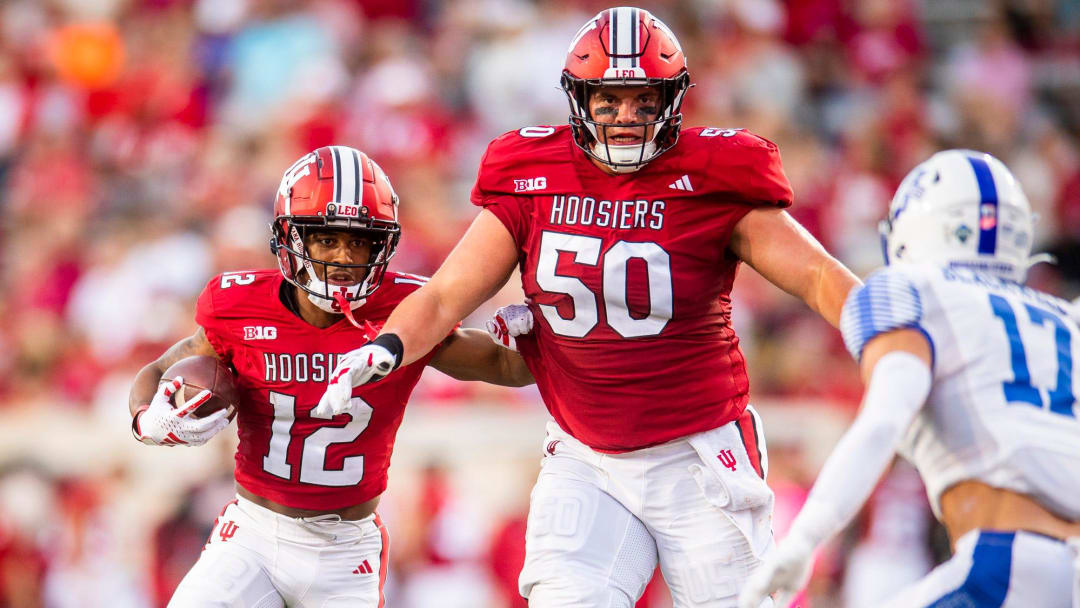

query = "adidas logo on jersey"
(352, 559), (374, 575)
(668, 175), (693, 191)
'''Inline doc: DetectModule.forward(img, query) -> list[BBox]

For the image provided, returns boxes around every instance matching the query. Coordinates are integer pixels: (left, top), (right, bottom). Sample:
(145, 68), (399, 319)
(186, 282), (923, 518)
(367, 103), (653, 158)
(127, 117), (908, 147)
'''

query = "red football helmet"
(270, 146), (401, 312)
(562, 7), (691, 171)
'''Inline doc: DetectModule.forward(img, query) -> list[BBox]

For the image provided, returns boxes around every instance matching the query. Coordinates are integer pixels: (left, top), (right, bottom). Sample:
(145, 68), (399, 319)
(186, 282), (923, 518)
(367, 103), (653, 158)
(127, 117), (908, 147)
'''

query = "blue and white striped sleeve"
(840, 269), (924, 360)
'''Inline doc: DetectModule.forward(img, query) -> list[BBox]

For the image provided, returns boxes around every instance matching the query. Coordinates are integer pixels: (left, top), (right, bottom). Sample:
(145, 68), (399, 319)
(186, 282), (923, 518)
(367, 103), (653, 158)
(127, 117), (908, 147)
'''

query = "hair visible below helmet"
(881, 149), (1035, 282)
(270, 146), (401, 313)
(562, 6), (690, 173)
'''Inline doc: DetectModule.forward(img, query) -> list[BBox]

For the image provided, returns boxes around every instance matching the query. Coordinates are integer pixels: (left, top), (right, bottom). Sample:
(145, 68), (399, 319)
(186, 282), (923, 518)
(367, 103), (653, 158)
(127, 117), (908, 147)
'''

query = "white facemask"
(304, 277), (368, 313)
(287, 225), (370, 313)
(591, 141), (658, 173)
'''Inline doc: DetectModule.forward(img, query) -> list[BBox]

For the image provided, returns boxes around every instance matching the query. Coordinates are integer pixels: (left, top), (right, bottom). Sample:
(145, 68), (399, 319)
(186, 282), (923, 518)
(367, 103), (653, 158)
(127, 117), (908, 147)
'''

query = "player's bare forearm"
(429, 329), (534, 386)
(812, 255), (862, 328)
(731, 208), (861, 328)
(378, 286), (470, 367)
(382, 210), (519, 365)
(128, 328), (218, 415)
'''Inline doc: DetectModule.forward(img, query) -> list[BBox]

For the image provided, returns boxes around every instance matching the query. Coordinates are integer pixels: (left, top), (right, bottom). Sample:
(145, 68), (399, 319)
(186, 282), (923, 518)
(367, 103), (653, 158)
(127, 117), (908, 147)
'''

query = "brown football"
(161, 356), (240, 420)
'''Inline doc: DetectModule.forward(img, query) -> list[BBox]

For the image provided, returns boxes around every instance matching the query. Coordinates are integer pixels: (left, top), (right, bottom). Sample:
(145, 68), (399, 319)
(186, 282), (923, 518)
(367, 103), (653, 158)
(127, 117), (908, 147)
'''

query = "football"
(160, 356), (240, 420)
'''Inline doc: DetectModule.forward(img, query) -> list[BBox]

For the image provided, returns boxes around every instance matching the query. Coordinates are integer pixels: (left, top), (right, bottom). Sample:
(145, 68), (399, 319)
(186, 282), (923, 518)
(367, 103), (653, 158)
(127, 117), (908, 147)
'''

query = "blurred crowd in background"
(0, 0), (1078, 606)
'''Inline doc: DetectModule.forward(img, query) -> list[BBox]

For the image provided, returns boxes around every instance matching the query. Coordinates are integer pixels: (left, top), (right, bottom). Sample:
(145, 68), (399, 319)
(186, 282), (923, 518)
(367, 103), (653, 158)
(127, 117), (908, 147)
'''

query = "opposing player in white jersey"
(740, 149), (1080, 608)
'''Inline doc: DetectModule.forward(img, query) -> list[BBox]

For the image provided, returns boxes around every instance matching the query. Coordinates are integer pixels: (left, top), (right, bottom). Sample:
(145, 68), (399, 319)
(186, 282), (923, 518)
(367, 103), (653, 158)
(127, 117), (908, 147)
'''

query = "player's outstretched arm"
(428, 329), (534, 387)
(738, 328), (932, 608)
(317, 211), (520, 415)
(128, 326), (219, 416)
(730, 208), (861, 328)
(382, 210), (519, 367)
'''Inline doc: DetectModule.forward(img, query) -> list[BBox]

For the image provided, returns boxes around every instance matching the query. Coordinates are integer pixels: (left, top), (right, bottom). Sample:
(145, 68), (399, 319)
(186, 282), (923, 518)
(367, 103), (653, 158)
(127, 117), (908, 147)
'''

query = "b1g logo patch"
(514, 177), (547, 192)
(243, 326), (277, 340)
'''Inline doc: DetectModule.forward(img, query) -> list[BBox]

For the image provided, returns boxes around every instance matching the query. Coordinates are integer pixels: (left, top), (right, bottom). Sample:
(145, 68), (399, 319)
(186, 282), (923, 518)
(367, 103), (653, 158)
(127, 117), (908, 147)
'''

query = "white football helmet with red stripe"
(562, 7), (691, 172)
(271, 146), (401, 313)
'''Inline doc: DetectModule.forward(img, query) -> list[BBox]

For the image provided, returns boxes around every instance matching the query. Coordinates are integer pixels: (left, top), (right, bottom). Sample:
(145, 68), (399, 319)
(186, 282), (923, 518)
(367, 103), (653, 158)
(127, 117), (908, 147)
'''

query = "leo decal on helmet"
(880, 149), (1042, 283)
(562, 7), (691, 172)
(270, 146), (401, 314)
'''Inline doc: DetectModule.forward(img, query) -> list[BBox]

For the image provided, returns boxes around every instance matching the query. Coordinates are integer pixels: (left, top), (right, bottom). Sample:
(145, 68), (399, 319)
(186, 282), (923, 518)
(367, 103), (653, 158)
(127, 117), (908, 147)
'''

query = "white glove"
(738, 534), (815, 608)
(314, 343), (398, 417)
(484, 304), (534, 352)
(133, 377), (231, 446)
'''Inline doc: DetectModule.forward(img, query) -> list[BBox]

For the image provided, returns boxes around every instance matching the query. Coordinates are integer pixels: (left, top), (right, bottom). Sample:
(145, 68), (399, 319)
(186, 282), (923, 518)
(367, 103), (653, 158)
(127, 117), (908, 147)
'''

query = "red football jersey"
(196, 269), (439, 510)
(471, 125), (792, 452)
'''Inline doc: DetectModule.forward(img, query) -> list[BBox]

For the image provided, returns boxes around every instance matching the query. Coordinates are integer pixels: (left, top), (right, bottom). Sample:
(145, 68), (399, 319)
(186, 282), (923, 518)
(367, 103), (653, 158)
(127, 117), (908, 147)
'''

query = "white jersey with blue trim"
(840, 262), (1080, 521)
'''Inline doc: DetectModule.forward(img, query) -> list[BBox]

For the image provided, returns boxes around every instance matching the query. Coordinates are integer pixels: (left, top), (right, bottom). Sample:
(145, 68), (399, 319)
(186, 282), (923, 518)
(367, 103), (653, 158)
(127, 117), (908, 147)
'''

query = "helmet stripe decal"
(354, 149), (363, 207)
(330, 145), (360, 204)
(348, 147), (360, 204)
(630, 7), (639, 68)
(331, 146), (342, 203)
(967, 156), (999, 255)
(611, 7), (636, 70)
(608, 8), (617, 70)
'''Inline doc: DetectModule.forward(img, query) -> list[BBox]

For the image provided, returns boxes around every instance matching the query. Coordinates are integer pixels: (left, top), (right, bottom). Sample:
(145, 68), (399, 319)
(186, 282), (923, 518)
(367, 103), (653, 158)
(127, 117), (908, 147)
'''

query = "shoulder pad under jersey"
(841, 266), (925, 360)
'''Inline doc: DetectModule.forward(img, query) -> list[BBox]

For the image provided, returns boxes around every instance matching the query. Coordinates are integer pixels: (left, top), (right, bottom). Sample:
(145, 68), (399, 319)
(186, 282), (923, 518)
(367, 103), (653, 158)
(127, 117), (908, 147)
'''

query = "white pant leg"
(634, 415), (775, 608)
(299, 513), (388, 608)
(169, 500), (285, 608)
(882, 530), (1073, 608)
(1069, 537), (1080, 608)
(170, 496), (388, 608)
(519, 425), (658, 608)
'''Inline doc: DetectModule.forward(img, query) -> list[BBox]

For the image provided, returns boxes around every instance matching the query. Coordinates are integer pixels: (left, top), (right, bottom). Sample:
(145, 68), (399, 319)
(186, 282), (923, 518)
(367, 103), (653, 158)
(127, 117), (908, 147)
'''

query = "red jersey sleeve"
(194, 275), (230, 361)
(470, 137), (532, 247)
(470, 127), (578, 249)
(477, 194), (532, 249)
(710, 130), (793, 208)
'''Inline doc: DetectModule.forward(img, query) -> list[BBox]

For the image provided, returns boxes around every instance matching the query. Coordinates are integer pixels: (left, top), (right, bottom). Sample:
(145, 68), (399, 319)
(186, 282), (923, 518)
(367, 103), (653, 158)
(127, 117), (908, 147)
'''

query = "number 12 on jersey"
(263, 391), (373, 486)
(989, 294), (1076, 417)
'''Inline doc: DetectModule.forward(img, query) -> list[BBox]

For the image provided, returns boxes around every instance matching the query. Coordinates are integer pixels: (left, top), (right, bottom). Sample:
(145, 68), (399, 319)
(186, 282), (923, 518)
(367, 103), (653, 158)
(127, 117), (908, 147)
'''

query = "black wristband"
(371, 333), (404, 371)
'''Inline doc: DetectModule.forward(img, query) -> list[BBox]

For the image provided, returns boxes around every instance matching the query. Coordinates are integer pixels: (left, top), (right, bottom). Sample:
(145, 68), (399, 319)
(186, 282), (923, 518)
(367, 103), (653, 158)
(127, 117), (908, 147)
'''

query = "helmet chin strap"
(332, 292), (379, 334)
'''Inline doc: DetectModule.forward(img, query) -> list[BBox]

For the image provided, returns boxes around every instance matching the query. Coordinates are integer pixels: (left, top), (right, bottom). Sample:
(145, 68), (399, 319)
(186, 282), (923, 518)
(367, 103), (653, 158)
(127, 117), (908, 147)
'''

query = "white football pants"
(169, 495), (388, 608)
(881, 529), (1077, 608)
(521, 407), (776, 608)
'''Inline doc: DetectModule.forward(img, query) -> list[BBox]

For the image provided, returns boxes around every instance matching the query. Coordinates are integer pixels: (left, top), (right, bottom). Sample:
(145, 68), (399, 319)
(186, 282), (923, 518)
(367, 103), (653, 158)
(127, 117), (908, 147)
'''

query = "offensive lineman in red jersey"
(127, 146), (532, 607)
(317, 7), (861, 607)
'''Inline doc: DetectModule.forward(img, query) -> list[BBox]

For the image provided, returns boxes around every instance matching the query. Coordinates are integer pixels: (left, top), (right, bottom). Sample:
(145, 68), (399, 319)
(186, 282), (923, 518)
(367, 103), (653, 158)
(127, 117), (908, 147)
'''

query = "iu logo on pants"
(717, 450), (737, 472)
(218, 521), (239, 542)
